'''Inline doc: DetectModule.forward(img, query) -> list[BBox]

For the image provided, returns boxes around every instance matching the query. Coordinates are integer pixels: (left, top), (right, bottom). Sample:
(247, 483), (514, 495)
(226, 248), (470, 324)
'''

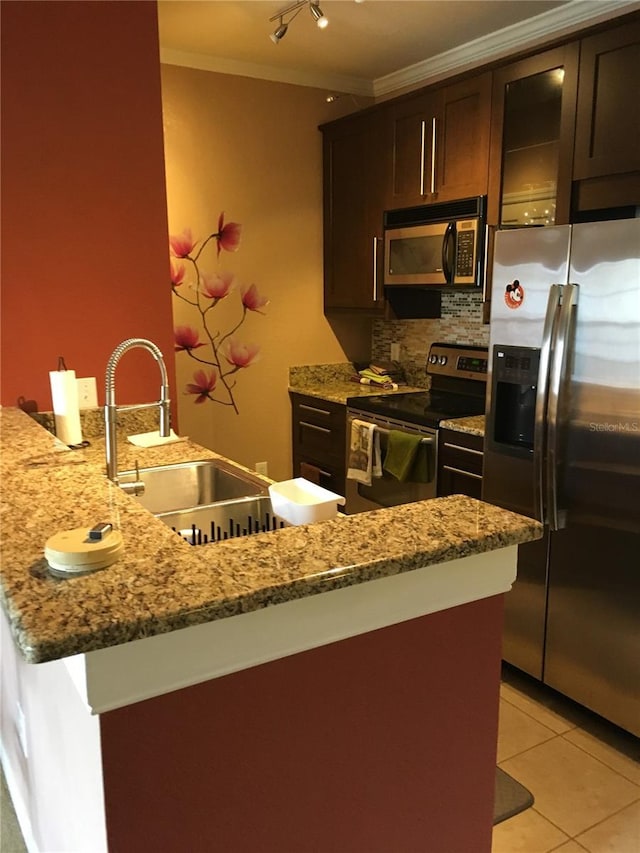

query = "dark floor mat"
(494, 767), (535, 825)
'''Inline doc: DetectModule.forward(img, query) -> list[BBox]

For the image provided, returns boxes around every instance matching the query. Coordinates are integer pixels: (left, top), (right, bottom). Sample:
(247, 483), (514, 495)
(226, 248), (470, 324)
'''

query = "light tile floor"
(493, 666), (640, 853)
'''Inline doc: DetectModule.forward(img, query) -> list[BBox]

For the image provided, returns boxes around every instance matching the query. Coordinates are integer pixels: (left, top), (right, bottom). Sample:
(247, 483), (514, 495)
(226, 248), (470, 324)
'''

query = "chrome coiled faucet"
(104, 338), (171, 484)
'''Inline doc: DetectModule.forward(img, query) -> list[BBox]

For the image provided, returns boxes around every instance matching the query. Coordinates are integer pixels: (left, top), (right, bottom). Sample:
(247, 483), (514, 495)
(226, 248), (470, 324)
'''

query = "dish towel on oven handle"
(383, 429), (422, 482)
(347, 419), (382, 485)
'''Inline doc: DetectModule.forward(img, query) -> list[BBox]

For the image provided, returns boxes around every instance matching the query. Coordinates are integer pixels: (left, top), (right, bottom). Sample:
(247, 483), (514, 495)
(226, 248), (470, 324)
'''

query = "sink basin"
(156, 495), (287, 544)
(118, 459), (268, 514)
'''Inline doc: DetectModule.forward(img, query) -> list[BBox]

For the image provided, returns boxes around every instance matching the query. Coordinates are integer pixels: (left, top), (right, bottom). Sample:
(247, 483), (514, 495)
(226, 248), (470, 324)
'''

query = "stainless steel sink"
(156, 495), (286, 544)
(118, 459), (268, 514)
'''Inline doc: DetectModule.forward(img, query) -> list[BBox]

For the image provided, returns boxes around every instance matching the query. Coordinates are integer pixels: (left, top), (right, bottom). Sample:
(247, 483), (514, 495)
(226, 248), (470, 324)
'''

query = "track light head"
(310, 2), (328, 28)
(270, 19), (288, 43)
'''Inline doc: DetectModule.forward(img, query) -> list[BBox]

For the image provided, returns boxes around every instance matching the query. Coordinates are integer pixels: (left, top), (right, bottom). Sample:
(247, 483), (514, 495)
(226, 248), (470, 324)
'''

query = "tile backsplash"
(372, 291), (490, 386)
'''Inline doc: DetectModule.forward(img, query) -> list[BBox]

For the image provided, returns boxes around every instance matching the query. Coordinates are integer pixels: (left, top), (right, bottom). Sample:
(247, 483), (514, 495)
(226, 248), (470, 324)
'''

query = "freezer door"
(564, 218), (640, 532)
(544, 218), (640, 736)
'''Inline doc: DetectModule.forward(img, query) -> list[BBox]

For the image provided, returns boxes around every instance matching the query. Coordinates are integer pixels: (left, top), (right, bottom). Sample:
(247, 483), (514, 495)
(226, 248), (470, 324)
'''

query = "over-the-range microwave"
(383, 196), (487, 288)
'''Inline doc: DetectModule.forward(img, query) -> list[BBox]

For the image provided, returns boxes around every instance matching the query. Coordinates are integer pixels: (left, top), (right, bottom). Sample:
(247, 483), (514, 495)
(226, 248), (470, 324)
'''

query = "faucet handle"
(119, 459), (146, 497)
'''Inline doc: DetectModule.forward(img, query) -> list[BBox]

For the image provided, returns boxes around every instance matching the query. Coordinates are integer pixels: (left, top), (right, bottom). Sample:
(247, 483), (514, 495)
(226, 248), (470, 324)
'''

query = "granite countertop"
(440, 415), (486, 437)
(0, 407), (540, 664)
(289, 363), (426, 405)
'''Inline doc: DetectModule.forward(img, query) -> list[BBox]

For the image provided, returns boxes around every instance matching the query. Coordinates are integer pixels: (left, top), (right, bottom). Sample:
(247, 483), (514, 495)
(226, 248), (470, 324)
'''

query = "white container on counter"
(268, 478), (345, 526)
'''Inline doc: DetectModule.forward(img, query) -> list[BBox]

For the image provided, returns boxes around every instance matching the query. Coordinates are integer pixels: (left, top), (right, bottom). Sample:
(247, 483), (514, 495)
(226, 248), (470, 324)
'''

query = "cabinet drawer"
(438, 429), (484, 497)
(295, 418), (342, 464)
(292, 459), (344, 496)
(440, 439), (483, 477)
(438, 466), (483, 499)
(291, 394), (344, 430)
(290, 392), (346, 470)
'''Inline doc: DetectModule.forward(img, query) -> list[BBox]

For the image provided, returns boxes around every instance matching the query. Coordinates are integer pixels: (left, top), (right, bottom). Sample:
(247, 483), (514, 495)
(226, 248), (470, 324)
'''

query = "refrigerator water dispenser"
(487, 345), (540, 457)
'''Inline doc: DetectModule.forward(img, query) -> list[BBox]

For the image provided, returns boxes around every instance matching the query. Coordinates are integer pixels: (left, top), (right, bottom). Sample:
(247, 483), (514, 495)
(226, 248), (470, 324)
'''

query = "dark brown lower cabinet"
(437, 428), (484, 499)
(290, 392), (346, 495)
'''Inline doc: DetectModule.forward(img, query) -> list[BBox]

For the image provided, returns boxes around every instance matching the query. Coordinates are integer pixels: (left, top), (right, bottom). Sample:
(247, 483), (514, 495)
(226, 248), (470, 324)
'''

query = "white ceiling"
(158, 0), (639, 97)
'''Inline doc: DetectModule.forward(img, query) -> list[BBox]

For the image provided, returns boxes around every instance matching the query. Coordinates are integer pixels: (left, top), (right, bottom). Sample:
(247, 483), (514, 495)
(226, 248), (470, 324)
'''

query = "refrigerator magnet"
(504, 279), (525, 309)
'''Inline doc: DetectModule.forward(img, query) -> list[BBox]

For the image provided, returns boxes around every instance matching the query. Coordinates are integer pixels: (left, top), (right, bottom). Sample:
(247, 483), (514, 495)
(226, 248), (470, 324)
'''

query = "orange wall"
(0, 1), (175, 411)
(162, 65), (372, 479)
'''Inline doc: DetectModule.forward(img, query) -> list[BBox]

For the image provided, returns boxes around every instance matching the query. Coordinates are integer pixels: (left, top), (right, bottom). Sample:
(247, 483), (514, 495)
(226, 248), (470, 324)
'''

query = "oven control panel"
(426, 343), (488, 382)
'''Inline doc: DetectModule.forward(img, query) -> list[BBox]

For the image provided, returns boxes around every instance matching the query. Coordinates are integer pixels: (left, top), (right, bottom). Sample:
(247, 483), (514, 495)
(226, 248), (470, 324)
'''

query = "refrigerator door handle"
(534, 284), (563, 524)
(546, 282), (579, 531)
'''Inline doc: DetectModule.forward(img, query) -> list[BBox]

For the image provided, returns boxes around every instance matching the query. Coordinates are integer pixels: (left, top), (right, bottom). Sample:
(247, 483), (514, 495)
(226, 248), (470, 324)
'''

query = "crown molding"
(373, 0), (640, 98)
(159, 48), (374, 97)
(160, 0), (640, 98)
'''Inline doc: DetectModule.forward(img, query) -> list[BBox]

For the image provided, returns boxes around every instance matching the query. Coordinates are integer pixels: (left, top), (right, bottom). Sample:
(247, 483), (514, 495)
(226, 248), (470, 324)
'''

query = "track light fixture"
(270, 17), (288, 44)
(310, 2), (328, 28)
(268, 0), (329, 43)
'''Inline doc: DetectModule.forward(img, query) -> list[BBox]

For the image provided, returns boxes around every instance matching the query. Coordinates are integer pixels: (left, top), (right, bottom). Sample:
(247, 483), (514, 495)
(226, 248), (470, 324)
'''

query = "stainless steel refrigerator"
(483, 217), (640, 736)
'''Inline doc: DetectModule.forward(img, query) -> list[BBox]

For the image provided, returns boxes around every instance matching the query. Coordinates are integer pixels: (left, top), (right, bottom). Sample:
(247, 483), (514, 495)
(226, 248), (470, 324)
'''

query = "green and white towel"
(347, 419), (382, 485)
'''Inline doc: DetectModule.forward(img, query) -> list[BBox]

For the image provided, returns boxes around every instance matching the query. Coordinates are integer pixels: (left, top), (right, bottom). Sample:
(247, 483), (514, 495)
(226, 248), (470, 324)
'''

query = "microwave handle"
(442, 221), (456, 285)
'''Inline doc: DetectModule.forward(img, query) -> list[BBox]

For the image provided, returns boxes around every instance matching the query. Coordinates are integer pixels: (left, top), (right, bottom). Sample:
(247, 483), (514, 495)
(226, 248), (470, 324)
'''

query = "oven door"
(345, 410), (438, 514)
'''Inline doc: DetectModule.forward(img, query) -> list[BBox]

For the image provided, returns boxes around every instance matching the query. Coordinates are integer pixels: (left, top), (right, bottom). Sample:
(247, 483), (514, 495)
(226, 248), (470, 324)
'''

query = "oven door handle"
(372, 425), (435, 445)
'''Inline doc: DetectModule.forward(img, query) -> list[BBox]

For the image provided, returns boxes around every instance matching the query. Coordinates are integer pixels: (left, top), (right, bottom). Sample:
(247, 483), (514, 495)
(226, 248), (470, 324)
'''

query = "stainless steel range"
(345, 343), (488, 514)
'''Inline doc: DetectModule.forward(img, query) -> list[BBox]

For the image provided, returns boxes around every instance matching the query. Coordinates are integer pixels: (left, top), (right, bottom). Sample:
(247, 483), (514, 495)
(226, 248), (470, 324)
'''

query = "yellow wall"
(161, 65), (371, 480)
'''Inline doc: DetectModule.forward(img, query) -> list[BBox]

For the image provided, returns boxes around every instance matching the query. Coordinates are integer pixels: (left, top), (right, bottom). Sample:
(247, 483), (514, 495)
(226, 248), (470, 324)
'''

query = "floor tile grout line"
(548, 837), (589, 852)
(523, 805), (573, 844)
(569, 795), (640, 844)
(500, 692), (640, 782)
(496, 683), (639, 853)
(500, 737), (640, 846)
(498, 736), (640, 840)
(560, 730), (640, 787)
(523, 800), (624, 850)
(497, 729), (562, 766)
(499, 690), (579, 736)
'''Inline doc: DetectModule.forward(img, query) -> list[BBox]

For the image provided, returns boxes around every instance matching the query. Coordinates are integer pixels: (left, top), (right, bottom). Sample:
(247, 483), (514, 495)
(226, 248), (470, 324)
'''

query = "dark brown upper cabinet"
(388, 73), (492, 209)
(321, 110), (388, 312)
(572, 18), (640, 212)
(487, 44), (579, 227)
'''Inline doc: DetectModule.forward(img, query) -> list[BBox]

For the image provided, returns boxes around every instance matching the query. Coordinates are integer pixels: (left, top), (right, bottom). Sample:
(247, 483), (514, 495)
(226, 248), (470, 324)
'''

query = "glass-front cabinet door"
(487, 44), (579, 228)
(500, 69), (564, 227)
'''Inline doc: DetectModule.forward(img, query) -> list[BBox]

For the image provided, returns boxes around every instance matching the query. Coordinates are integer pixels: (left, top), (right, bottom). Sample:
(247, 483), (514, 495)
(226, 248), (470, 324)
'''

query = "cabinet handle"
(301, 421), (331, 435)
(300, 403), (331, 417)
(443, 442), (484, 456)
(420, 120), (427, 196)
(430, 116), (437, 194)
(443, 465), (482, 480)
(372, 236), (380, 302)
(482, 224), (492, 305)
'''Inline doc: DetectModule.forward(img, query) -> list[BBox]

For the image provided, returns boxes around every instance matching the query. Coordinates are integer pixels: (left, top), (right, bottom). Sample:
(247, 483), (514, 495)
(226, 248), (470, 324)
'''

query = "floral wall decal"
(169, 213), (268, 413)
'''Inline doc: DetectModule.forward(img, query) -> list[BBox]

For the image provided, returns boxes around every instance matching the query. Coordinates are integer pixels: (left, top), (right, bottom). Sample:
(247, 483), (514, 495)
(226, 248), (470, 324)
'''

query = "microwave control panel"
(455, 224), (476, 278)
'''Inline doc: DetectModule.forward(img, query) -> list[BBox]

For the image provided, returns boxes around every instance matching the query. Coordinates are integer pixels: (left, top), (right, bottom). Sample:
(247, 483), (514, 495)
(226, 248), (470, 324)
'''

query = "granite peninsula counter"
(1, 405), (542, 853)
(2, 406), (537, 668)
